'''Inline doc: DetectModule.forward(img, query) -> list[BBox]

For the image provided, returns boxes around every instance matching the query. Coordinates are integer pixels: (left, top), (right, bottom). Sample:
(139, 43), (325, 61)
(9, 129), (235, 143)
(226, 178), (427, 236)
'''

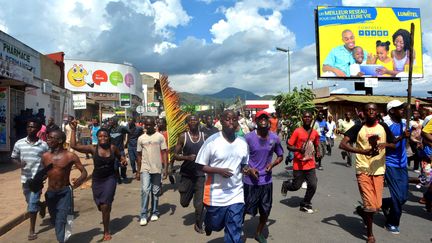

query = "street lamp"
(276, 47), (291, 93)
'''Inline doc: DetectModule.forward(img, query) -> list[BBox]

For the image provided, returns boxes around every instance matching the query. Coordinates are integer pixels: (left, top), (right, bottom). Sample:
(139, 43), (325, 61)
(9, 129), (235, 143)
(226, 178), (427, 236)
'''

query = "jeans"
(283, 169), (317, 206)
(45, 186), (73, 243)
(128, 147), (137, 173)
(140, 172), (161, 219)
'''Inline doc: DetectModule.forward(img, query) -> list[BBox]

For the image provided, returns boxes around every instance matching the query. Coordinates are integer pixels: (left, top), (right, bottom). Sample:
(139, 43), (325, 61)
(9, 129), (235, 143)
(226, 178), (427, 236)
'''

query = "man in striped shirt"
(11, 118), (49, 241)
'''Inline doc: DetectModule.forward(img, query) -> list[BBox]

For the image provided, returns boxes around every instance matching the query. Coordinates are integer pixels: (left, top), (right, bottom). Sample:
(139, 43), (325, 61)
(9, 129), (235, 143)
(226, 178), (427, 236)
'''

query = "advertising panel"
(72, 93), (87, 110)
(316, 6), (423, 79)
(64, 60), (143, 98)
(0, 87), (9, 151)
(0, 31), (41, 78)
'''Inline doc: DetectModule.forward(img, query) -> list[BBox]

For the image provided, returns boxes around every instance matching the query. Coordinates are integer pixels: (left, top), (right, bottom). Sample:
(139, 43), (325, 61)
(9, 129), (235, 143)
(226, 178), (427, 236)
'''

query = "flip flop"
(28, 233), (38, 241)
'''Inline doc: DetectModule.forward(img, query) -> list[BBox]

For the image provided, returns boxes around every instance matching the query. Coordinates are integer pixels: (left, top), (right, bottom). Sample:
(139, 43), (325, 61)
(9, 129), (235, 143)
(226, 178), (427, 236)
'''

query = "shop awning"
(245, 104), (269, 109)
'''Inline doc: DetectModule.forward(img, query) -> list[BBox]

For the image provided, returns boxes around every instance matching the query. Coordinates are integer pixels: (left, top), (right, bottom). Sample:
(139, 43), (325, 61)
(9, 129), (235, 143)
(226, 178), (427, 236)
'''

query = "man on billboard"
(322, 29), (358, 77)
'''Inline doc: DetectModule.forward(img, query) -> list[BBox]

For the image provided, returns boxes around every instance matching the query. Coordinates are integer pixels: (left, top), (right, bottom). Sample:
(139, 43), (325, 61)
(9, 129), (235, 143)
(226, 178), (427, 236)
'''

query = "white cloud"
(210, 0), (294, 45)
(154, 41), (177, 54)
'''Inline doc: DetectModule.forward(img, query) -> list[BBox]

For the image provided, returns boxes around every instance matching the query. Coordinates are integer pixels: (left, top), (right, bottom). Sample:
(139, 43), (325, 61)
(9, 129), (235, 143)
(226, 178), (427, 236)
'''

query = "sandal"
(28, 233), (38, 241)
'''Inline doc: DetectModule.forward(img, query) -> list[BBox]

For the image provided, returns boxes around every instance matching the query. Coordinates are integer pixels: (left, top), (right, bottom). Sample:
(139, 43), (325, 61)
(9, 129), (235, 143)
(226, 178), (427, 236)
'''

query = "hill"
(178, 87), (274, 105)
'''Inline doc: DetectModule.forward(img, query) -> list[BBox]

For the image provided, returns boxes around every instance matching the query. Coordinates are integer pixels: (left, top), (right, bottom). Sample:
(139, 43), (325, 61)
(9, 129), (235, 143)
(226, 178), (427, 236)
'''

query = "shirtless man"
(42, 130), (87, 243)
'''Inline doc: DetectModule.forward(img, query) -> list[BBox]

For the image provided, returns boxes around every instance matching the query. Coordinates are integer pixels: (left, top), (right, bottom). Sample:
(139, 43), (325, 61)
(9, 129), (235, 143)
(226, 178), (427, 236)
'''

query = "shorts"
(244, 183), (272, 216)
(356, 173), (384, 212)
(22, 183), (41, 213)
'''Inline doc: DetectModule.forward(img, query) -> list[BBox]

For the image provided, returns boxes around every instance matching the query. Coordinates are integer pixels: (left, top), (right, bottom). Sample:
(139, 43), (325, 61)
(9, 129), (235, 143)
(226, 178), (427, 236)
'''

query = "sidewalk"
(0, 155), (94, 236)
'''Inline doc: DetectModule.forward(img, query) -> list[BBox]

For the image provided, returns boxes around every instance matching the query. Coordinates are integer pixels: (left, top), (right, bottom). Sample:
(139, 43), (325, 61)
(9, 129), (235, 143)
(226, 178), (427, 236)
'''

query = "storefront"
(1, 31), (68, 156)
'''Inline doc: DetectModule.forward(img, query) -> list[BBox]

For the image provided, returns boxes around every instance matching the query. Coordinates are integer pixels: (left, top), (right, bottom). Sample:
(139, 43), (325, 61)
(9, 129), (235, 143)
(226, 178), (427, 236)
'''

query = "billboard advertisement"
(64, 60), (143, 98)
(316, 6), (423, 79)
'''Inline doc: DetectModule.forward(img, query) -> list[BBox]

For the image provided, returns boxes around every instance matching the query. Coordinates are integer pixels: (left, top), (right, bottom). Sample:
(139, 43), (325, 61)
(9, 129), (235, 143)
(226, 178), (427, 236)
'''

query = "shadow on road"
(331, 161), (350, 167)
(159, 203), (177, 216)
(111, 214), (136, 234)
(68, 228), (102, 242)
(272, 170), (292, 180)
(182, 212), (195, 226)
(280, 196), (303, 208)
(321, 214), (367, 241)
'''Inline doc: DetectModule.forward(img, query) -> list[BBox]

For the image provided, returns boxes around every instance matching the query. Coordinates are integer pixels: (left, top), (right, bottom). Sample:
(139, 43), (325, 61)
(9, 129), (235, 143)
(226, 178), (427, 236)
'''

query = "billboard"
(316, 6), (423, 79)
(64, 60), (143, 98)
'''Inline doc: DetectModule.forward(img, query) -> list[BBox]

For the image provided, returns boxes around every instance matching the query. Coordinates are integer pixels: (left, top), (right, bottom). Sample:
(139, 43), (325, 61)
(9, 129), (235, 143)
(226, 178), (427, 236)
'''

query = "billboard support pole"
(406, 23), (415, 123)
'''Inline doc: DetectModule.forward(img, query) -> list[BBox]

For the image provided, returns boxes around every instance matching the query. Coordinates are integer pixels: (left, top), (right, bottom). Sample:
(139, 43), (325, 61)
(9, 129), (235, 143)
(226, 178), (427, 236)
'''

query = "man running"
(243, 110), (283, 243)
(42, 130), (88, 243)
(314, 111), (328, 170)
(136, 117), (168, 226)
(339, 103), (395, 243)
(195, 110), (250, 243)
(201, 115), (219, 139)
(126, 118), (143, 175)
(108, 117), (130, 183)
(337, 112), (355, 166)
(173, 115), (206, 233)
(11, 118), (49, 241)
(382, 100), (410, 234)
(281, 111), (321, 213)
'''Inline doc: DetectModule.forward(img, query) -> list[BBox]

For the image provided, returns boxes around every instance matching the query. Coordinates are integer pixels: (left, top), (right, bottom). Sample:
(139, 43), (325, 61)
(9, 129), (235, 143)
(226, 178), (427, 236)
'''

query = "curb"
(0, 173), (93, 237)
(0, 212), (29, 237)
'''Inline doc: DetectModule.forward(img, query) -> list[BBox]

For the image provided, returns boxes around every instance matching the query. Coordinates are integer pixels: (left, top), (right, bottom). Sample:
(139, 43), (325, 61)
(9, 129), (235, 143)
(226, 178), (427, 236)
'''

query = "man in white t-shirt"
(195, 110), (250, 243)
(337, 112), (355, 166)
(136, 117), (168, 226)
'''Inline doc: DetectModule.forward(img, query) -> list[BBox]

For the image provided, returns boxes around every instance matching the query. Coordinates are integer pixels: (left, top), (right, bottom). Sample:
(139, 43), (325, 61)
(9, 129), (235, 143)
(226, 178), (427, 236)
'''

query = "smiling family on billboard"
(64, 60), (142, 98)
(316, 6), (423, 79)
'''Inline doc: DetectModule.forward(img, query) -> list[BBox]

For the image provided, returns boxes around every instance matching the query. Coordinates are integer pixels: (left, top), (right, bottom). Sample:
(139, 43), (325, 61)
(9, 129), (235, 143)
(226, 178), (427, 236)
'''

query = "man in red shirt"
(281, 111), (321, 213)
(269, 113), (279, 134)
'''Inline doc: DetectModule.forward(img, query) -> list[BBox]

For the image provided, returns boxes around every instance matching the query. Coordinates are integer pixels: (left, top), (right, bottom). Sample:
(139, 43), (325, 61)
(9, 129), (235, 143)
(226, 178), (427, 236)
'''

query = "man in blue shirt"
(382, 100), (410, 234)
(322, 29), (356, 77)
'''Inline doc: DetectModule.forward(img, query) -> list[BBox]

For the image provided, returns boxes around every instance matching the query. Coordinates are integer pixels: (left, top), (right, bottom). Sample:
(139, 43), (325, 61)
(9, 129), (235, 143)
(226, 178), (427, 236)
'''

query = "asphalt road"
(1, 140), (431, 243)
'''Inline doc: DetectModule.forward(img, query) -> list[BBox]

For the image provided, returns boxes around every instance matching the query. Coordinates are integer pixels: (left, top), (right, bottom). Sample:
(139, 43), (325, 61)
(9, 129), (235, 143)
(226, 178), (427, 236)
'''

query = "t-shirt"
(11, 137), (49, 183)
(326, 121), (336, 138)
(64, 124), (72, 144)
(288, 127), (320, 170)
(269, 117), (278, 133)
(128, 126), (143, 148)
(243, 131), (284, 185)
(110, 125), (129, 150)
(323, 45), (356, 76)
(383, 116), (407, 168)
(345, 122), (395, 175)
(316, 120), (328, 142)
(338, 119), (355, 134)
(137, 132), (167, 174)
(195, 132), (249, 206)
(91, 125), (100, 145)
(423, 118), (432, 133)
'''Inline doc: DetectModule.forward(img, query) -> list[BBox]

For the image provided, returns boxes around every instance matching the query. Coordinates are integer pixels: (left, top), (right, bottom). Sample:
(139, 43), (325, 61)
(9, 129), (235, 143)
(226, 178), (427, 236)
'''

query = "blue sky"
(0, 0), (431, 97)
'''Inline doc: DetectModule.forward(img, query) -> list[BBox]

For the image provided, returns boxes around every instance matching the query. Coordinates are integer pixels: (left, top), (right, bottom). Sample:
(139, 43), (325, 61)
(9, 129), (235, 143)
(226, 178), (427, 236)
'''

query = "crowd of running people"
(11, 101), (432, 243)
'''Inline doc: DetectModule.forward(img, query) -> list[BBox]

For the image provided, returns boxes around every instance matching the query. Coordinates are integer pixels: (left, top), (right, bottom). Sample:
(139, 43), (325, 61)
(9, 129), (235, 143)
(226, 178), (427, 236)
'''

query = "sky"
(0, 0), (431, 97)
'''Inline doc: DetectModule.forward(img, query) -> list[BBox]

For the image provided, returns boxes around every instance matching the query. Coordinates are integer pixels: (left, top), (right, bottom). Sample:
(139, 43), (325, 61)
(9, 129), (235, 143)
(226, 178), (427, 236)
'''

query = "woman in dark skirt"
(70, 121), (126, 241)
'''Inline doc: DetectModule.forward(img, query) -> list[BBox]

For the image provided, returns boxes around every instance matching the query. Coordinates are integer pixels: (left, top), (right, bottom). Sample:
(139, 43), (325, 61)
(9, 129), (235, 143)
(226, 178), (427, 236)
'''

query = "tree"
(181, 104), (197, 113)
(274, 87), (316, 134)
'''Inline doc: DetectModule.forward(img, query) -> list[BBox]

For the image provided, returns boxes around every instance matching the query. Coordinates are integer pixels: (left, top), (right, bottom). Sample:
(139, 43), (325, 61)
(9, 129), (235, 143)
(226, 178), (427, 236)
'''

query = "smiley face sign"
(67, 64), (89, 87)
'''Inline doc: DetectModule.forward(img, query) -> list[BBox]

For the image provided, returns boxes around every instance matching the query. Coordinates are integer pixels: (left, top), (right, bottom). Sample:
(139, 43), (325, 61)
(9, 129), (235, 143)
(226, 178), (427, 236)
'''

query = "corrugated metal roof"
(314, 95), (431, 105)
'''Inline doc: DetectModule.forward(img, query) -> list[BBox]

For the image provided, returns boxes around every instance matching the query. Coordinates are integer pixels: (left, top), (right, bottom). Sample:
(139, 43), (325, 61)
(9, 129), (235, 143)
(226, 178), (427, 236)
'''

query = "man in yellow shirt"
(340, 103), (396, 243)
